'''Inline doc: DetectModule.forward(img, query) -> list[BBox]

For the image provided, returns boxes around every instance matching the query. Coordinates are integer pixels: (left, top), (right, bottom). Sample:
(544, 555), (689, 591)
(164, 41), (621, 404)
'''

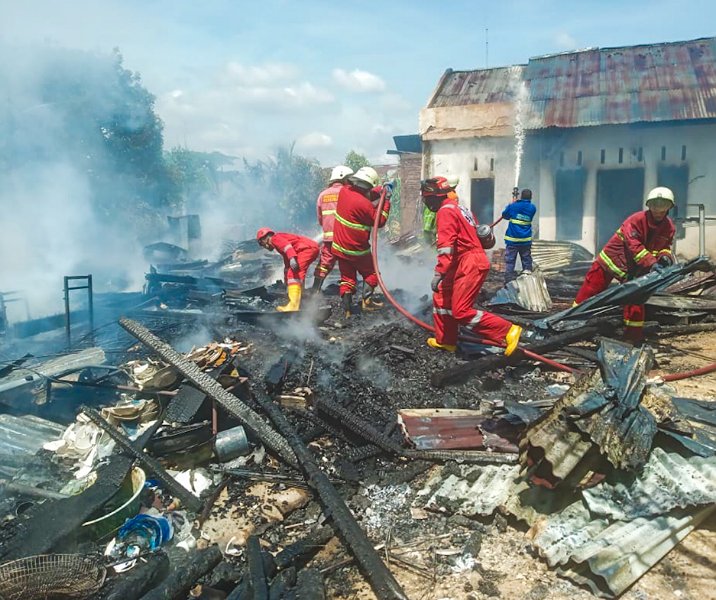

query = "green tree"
(344, 150), (370, 172)
(165, 148), (237, 211)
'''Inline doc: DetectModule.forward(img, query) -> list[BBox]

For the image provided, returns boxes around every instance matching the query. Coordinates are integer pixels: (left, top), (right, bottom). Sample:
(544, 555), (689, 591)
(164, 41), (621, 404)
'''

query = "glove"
(383, 182), (394, 199)
(431, 273), (443, 292)
(289, 257), (299, 272)
(658, 254), (673, 267)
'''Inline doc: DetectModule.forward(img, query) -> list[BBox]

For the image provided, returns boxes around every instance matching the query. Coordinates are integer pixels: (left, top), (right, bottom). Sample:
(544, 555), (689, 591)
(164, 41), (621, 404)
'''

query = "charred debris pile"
(0, 244), (715, 599)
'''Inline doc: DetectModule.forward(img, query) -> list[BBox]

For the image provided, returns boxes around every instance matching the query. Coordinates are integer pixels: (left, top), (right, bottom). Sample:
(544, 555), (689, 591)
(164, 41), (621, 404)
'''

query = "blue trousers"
(504, 244), (533, 282)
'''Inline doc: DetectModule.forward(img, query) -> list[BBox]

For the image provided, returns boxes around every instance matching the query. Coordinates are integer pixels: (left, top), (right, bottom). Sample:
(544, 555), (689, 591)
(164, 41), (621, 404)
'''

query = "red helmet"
(420, 177), (454, 197)
(256, 227), (273, 242)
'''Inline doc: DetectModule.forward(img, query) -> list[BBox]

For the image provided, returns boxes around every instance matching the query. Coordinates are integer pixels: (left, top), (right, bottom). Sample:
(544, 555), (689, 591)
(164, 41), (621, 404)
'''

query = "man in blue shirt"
(502, 188), (537, 284)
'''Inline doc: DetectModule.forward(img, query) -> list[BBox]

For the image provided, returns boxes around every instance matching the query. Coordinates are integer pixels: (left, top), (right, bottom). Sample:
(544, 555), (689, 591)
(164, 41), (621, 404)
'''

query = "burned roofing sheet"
(429, 37), (716, 128)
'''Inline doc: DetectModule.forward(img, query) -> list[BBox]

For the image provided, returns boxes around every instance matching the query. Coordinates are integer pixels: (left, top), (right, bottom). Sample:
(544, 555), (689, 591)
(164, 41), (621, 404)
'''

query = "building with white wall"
(419, 37), (716, 258)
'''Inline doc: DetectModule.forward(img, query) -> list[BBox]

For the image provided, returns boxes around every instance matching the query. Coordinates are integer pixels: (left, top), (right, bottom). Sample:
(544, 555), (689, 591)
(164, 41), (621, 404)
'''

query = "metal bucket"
(477, 224), (496, 249)
(213, 426), (250, 462)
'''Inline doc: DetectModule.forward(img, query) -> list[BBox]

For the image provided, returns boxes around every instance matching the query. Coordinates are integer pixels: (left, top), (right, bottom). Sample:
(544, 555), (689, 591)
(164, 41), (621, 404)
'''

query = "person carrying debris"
(332, 166), (391, 317)
(256, 228), (319, 312)
(421, 176), (522, 355)
(312, 164), (353, 293)
(573, 186), (676, 342)
(502, 188), (537, 284)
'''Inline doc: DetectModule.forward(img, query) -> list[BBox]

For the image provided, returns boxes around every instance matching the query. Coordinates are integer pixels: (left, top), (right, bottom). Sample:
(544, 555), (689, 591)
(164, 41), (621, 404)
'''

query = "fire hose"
(369, 191), (576, 374)
(660, 361), (716, 382)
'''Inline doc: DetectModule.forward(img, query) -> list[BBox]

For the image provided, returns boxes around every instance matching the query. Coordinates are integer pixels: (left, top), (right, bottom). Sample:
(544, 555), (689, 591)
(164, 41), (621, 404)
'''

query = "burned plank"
(265, 349), (299, 394)
(431, 325), (601, 388)
(274, 526), (334, 571)
(164, 384), (207, 424)
(252, 390), (408, 600)
(246, 535), (269, 600)
(269, 567), (297, 600)
(119, 318), (298, 470)
(295, 567), (325, 600)
(139, 545), (223, 600)
(82, 407), (202, 513)
(102, 552), (170, 600)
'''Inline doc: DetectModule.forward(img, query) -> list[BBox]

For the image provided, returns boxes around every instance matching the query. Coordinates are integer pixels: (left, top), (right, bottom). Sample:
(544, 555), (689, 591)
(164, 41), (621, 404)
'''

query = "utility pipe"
(369, 191), (576, 374)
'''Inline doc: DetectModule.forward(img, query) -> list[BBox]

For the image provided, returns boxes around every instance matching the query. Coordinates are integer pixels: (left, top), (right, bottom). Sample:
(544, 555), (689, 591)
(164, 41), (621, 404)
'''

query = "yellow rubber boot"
(427, 337), (456, 353)
(504, 324), (522, 356)
(277, 284), (302, 312)
(361, 287), (384, 311)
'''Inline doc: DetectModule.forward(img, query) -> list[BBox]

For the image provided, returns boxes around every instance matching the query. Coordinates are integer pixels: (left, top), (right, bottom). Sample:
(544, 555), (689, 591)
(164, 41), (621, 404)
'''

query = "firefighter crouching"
(312, 164), (353, 293)
(421, 177), (522, 355)
(256, 228), (319, 312)
(332, 166), (391, 317)
(573, 186), (676, 342)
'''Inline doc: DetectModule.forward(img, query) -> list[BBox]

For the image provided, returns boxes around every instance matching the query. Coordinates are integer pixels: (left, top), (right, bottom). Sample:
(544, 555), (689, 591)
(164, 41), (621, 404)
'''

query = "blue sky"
(2, 0), (713, 165)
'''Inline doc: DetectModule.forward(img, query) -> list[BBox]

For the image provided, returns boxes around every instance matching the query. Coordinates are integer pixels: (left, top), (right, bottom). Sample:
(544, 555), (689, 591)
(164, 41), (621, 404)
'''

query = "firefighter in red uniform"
(332, 166), (390, 316)
(574, 187), (676, 342)
(312, 165), (353, 293)
(421, 177), (522, 355)
(256, 228), (319, 312)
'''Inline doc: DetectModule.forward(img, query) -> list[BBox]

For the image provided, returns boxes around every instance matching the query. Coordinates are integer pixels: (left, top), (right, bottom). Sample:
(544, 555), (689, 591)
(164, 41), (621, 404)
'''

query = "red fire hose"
(660, 362), (716, 382)
(369, 191), (576, 374)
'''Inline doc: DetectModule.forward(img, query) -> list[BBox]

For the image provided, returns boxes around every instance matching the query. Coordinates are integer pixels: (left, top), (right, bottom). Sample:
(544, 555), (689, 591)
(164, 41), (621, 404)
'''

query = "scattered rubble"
(0, 248), (714, 599)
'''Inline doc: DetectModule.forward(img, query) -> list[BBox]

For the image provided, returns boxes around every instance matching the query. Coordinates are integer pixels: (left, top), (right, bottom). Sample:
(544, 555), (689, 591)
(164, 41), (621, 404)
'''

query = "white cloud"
(296, 131), (333, 149)
(554, 32), (578, 50)
(332, 68), (386, 93)
(222, 61), (299, 85)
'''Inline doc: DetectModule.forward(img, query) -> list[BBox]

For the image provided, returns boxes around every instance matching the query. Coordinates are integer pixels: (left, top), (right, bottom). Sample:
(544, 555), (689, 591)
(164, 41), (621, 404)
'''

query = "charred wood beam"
(273, 526), (334, 571)
(140, 545), (223, 600)
(269, 567), (297, 600)
(165, 384), (207, 424)
(431, 325), (602, 388)
(252, 390), (408, 600)
(103, 552), (170, 600)
(197, 476), (230, 528)
(407, 449), (517, 464)
(82, 407), (202, 513)
(246, 535), (269, 600)
(295, 568), (325, 600)
(265, 349), (299, 394)
(655, 322), (716, 336)
(119, 318), (299, 470)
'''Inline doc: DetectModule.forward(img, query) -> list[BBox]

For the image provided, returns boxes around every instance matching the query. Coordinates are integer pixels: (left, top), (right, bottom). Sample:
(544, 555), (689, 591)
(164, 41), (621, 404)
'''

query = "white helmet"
(330, 165), (353, 183)
(447, 175), (460, 188)
(646, 186), (675, 209)
(351, 166), (380, 189)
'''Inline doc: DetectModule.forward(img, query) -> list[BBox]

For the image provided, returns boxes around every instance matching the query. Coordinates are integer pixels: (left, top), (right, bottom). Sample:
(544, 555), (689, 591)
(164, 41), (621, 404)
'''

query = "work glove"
(289, 257), (299, 272)
(658, 254), (673, 268)
(383, 182), (394, 199)
(431, 273), (443, 293)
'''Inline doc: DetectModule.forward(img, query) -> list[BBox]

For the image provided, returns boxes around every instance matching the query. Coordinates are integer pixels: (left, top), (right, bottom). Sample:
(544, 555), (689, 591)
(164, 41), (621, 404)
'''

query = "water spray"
(510, 68), (528, 188)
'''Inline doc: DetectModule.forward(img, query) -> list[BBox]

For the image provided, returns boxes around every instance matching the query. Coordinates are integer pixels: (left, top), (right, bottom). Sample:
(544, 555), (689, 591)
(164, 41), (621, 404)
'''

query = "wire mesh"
(0, 554), (106, 600)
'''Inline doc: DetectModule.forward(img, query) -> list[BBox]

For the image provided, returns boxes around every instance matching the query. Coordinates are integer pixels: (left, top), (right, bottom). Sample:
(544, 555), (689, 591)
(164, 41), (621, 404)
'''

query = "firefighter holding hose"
(573, 186), (676, 342)
(256, 228), (319, 312)
(332, 166), (391, 317)
(421, 177), (522, 355)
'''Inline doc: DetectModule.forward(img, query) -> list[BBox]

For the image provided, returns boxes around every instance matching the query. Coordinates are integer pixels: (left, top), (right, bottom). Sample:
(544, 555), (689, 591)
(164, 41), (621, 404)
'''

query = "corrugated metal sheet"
(530, 500), (716, 597)
(583, 447), (716, 519)
(429, 37), (716, 128)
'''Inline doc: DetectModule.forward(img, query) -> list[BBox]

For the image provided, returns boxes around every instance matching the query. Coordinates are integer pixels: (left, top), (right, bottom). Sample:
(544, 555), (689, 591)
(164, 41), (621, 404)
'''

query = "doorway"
(470, 178), (495, 226)
(596, 168), (644, 249)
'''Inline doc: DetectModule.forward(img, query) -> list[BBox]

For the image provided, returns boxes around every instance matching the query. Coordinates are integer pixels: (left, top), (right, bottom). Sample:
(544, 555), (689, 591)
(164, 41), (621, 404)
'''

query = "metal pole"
(699, 204), (706, 257)
(63, 276), (71, 343)
(87, 274), (95, 337)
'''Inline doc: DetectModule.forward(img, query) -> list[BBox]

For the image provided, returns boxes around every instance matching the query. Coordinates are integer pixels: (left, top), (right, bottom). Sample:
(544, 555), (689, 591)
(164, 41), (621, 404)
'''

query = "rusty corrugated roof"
(428, 37), (716, 128)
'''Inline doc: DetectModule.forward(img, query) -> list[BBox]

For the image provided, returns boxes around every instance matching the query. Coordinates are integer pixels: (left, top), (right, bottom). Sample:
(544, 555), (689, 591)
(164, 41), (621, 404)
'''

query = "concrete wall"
(533, 122), (716, 258)
(398, 153), (423, 235)
(422, 121), (716, 258)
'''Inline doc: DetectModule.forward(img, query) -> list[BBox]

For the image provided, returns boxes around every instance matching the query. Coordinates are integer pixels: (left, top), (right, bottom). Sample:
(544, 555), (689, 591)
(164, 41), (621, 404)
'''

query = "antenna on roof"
(485, 28), (489, 68)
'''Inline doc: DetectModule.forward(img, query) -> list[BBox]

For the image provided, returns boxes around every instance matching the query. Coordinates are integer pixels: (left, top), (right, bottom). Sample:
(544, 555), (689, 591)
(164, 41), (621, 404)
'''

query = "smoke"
(374, 239), (433, 314)
(0, 44), (166, 322)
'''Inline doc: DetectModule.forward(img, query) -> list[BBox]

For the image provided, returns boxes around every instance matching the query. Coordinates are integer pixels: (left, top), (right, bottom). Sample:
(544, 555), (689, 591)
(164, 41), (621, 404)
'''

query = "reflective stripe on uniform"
(323, 231), (334, 239)
(287, 277), (301, 285)
(504, 235), (532, 243)
(437, 247), (453, 255)
(510, 218), (531, 225)
(634, 248), (650, 262)
(624, 319), (645, 327)
(335, 213), (371, 231)
(599, 250), (627, 279)
(433, 308), (453, 315)
(332, 241), (370, 256)
(340, 279), (356, 289)
(282, 244), (293, 253)
(322, 209), (336, 216)
(468, 311), (484, 327)
(381, 210), (389, 219)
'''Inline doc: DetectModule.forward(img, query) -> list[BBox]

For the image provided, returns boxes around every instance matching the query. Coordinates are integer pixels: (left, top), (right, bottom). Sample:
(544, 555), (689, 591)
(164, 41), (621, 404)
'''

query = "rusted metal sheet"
(428, 37), (716, 129)
(398, 409), (518, 453)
